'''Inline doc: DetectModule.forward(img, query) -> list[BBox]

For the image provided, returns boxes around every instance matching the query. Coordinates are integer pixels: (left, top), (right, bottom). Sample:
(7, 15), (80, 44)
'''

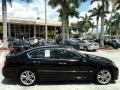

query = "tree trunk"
(109, 12), (112, 37)
(85, 29), (87, 38)
(61, 0), (66, 44)
(2, 0), (8, 48)
(117, 21), (120, 38)
(45, 0), (48, 42)
(100, 15), (105, 47)
(96, 19), (99, 39)
(66, 16), (69, 39)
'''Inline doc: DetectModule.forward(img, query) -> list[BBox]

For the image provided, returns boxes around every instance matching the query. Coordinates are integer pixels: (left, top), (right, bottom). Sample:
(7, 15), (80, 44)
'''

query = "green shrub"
(100, 45), (111, 49)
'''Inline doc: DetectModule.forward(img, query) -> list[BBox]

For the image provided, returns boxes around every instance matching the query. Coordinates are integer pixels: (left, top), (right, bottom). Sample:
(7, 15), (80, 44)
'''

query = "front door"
(57, 49), (93, 80)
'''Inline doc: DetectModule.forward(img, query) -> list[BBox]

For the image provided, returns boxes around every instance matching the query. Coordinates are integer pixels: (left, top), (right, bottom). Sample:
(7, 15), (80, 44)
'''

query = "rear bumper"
(2, 66), (19, 80)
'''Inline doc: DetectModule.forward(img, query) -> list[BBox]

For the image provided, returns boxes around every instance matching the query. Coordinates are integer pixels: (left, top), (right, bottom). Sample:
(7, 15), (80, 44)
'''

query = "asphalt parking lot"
(0, 49), (120, 90)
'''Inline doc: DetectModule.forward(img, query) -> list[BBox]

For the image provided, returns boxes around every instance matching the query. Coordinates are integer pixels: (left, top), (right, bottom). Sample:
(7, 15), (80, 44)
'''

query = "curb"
(0, 48), (10, 52)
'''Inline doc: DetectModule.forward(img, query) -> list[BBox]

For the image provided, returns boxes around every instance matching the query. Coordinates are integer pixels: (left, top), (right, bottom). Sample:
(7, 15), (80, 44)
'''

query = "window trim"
(27, 48), (59, 60)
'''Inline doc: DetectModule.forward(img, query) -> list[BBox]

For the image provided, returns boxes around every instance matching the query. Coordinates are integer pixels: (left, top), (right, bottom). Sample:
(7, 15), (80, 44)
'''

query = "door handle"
(59, 62), (66, 65)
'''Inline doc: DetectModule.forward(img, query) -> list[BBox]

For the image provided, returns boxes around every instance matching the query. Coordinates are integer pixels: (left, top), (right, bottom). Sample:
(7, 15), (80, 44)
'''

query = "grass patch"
(100, 45), (112, 49)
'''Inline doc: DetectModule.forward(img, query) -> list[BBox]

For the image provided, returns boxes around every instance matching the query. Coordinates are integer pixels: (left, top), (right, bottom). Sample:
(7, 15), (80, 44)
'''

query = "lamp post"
(45, 0), (48, 42)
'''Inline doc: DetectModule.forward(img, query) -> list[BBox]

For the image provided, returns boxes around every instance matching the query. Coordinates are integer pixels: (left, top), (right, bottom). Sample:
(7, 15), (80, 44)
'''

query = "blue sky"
(79, 0), (91, 12)
(0, 0), (93, 22)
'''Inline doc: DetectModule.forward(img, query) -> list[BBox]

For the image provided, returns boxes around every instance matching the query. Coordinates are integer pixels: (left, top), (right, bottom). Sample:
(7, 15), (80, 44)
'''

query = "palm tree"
(45, 0), (48, 42)
(48, 0), (87, 44)
(57, 5), (79, 39)
(112, 12), (120, 37)
(91, 0), (109, 47)
(79, 14), (93, 37)
(2, 0), (10, 48)
(2, 0), (32, 48)
(89, 4), (101, 39)
(105, 19), (112, 37)
(115, 0), (120, 10)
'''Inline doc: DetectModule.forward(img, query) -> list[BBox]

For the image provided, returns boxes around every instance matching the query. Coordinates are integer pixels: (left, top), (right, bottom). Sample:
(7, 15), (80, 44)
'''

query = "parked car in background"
(47, 39), (56, 45)
(10, 40), (30, 54)
(76, 39), (99, 51)
(105, 39), (120, 49)
(28, 38), (39, 47)
(38, 39), (46, 46)
(2, 46), (119, 86)
(8, 37), (19, 48)
(64, 40), (80, 50)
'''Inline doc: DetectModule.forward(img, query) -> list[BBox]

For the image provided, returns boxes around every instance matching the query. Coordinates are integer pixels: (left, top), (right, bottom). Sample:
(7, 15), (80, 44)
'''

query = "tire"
(96, 69), (112, 85)
(19, 70), (36, 86)
(83, 47), (88, 51)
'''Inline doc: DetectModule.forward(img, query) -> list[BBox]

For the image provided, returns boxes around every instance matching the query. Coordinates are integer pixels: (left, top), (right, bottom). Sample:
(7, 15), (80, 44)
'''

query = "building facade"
(0, 16), (62, 39)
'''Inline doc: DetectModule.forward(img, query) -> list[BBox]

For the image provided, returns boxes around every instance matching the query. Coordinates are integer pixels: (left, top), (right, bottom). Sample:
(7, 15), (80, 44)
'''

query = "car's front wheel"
(96, 69), (112, 85)
(19, 70), (36, 86)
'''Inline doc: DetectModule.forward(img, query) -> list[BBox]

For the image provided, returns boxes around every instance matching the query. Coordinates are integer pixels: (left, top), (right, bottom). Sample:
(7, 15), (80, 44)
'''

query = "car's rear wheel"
(96, 69), (112, 85)
(19, 70), (36, 86)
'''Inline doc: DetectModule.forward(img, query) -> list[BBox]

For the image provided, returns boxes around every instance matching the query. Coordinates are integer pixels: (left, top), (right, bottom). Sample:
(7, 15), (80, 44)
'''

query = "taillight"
(4, 59), (8, 66)
(10, 48), (15, 52)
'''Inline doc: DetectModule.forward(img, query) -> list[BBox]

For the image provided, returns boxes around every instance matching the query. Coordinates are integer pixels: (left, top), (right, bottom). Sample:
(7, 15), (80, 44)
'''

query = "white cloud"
(0, 0), (112, 25)
(0, 0), (59, 21)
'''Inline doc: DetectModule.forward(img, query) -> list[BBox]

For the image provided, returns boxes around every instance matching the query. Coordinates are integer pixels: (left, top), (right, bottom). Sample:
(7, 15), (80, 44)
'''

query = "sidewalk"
(0, 52), (9, 65)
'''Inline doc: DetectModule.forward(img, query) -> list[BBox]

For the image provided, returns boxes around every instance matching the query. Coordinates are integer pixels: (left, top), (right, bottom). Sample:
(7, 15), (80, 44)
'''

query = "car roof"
(16, 45), (73, 55)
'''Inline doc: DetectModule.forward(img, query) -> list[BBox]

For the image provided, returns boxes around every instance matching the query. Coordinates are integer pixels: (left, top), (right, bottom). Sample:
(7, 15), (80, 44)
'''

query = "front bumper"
(112, 67), (119, 80)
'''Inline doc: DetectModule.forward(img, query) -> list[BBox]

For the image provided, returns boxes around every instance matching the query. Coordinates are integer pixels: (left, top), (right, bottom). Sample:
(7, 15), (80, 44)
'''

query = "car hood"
(85, 54), (113, 64)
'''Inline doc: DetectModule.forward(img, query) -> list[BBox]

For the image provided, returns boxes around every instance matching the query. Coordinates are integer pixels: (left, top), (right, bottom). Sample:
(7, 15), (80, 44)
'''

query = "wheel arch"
(18, 68), (38, 80)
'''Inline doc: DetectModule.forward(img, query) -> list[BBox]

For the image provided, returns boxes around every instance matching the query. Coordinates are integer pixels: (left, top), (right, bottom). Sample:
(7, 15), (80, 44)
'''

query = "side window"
(28, 49), (58, 59)
(59, 49), (80, 60)
(28, 49), (44, 58)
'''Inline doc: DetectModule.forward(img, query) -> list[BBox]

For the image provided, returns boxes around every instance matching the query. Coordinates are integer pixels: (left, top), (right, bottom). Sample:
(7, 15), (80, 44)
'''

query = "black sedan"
(2, 46), (119, 86)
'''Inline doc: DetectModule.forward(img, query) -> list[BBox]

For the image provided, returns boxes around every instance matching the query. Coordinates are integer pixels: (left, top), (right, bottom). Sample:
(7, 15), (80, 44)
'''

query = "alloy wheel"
(97, 69), (111, 85)
(20, 70), (36, 86)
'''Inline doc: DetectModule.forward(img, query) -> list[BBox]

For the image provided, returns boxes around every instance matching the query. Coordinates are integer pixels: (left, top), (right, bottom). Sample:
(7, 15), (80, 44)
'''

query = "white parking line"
(0, 52), (5, 64)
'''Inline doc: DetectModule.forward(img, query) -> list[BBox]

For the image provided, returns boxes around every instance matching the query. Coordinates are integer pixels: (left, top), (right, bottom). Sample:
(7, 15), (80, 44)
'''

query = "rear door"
(27, 48), (60, 80)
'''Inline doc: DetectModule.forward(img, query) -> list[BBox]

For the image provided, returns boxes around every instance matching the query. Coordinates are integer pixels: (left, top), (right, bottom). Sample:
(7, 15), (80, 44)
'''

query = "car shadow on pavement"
(1, 78), (18, 85)
(1, 79), (116, 86)
(1, 79), (93, 86)
(36, 80), (94, 86)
